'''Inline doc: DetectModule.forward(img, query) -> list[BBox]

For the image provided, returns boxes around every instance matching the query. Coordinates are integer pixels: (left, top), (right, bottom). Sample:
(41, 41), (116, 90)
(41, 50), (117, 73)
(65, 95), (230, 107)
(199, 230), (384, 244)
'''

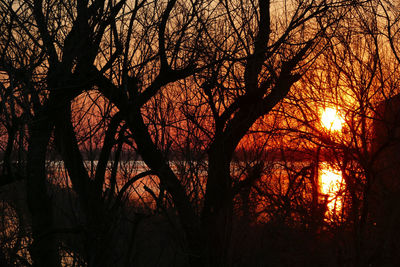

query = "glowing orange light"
(320, 107), (344, 131)
(319, 165), (345, 218)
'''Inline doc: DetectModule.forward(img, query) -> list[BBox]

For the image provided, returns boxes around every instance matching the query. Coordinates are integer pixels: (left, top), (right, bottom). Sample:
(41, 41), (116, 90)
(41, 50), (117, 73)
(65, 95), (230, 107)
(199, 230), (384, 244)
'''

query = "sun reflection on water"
(319, 164), (345, 219)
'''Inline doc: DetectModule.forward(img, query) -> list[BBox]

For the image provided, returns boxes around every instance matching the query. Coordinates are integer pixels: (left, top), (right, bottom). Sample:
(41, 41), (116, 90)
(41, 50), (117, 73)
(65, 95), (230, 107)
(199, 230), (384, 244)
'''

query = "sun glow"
(319, 165), (345, 218)
(320, 107), (344, 131)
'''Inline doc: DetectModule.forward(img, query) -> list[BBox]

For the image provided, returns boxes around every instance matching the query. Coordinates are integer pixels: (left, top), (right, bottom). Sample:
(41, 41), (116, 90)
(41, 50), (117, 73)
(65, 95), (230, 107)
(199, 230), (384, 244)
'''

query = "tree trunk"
(54, 106), (112, 266)
(202, 144), (233, 266)
(26, 117), (60, 267)
(0, 126), (17, 186)
(125, 110), (206, 265)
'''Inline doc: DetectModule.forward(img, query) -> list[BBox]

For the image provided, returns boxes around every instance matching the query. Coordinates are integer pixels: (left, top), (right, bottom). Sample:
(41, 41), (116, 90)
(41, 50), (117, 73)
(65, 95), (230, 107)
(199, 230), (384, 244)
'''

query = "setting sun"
(320, 107), (344, 131)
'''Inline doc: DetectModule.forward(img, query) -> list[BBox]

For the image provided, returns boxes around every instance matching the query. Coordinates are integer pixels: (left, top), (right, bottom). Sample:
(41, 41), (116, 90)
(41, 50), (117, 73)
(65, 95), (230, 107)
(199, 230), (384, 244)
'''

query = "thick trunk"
(201, 100), (276, 265)
(202, 145), (233, 266)
(26, 118), (60, 267)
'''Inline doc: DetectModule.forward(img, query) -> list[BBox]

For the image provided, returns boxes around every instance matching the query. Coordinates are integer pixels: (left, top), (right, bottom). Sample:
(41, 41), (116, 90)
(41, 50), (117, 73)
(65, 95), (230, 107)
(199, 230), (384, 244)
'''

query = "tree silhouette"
(0, 0), (378, 266)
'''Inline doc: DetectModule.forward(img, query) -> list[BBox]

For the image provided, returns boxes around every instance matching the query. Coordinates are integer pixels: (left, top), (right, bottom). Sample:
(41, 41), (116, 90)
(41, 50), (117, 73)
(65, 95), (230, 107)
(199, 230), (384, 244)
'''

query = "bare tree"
(0, 0), (366, 266)
(93, 0), (356, 265)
